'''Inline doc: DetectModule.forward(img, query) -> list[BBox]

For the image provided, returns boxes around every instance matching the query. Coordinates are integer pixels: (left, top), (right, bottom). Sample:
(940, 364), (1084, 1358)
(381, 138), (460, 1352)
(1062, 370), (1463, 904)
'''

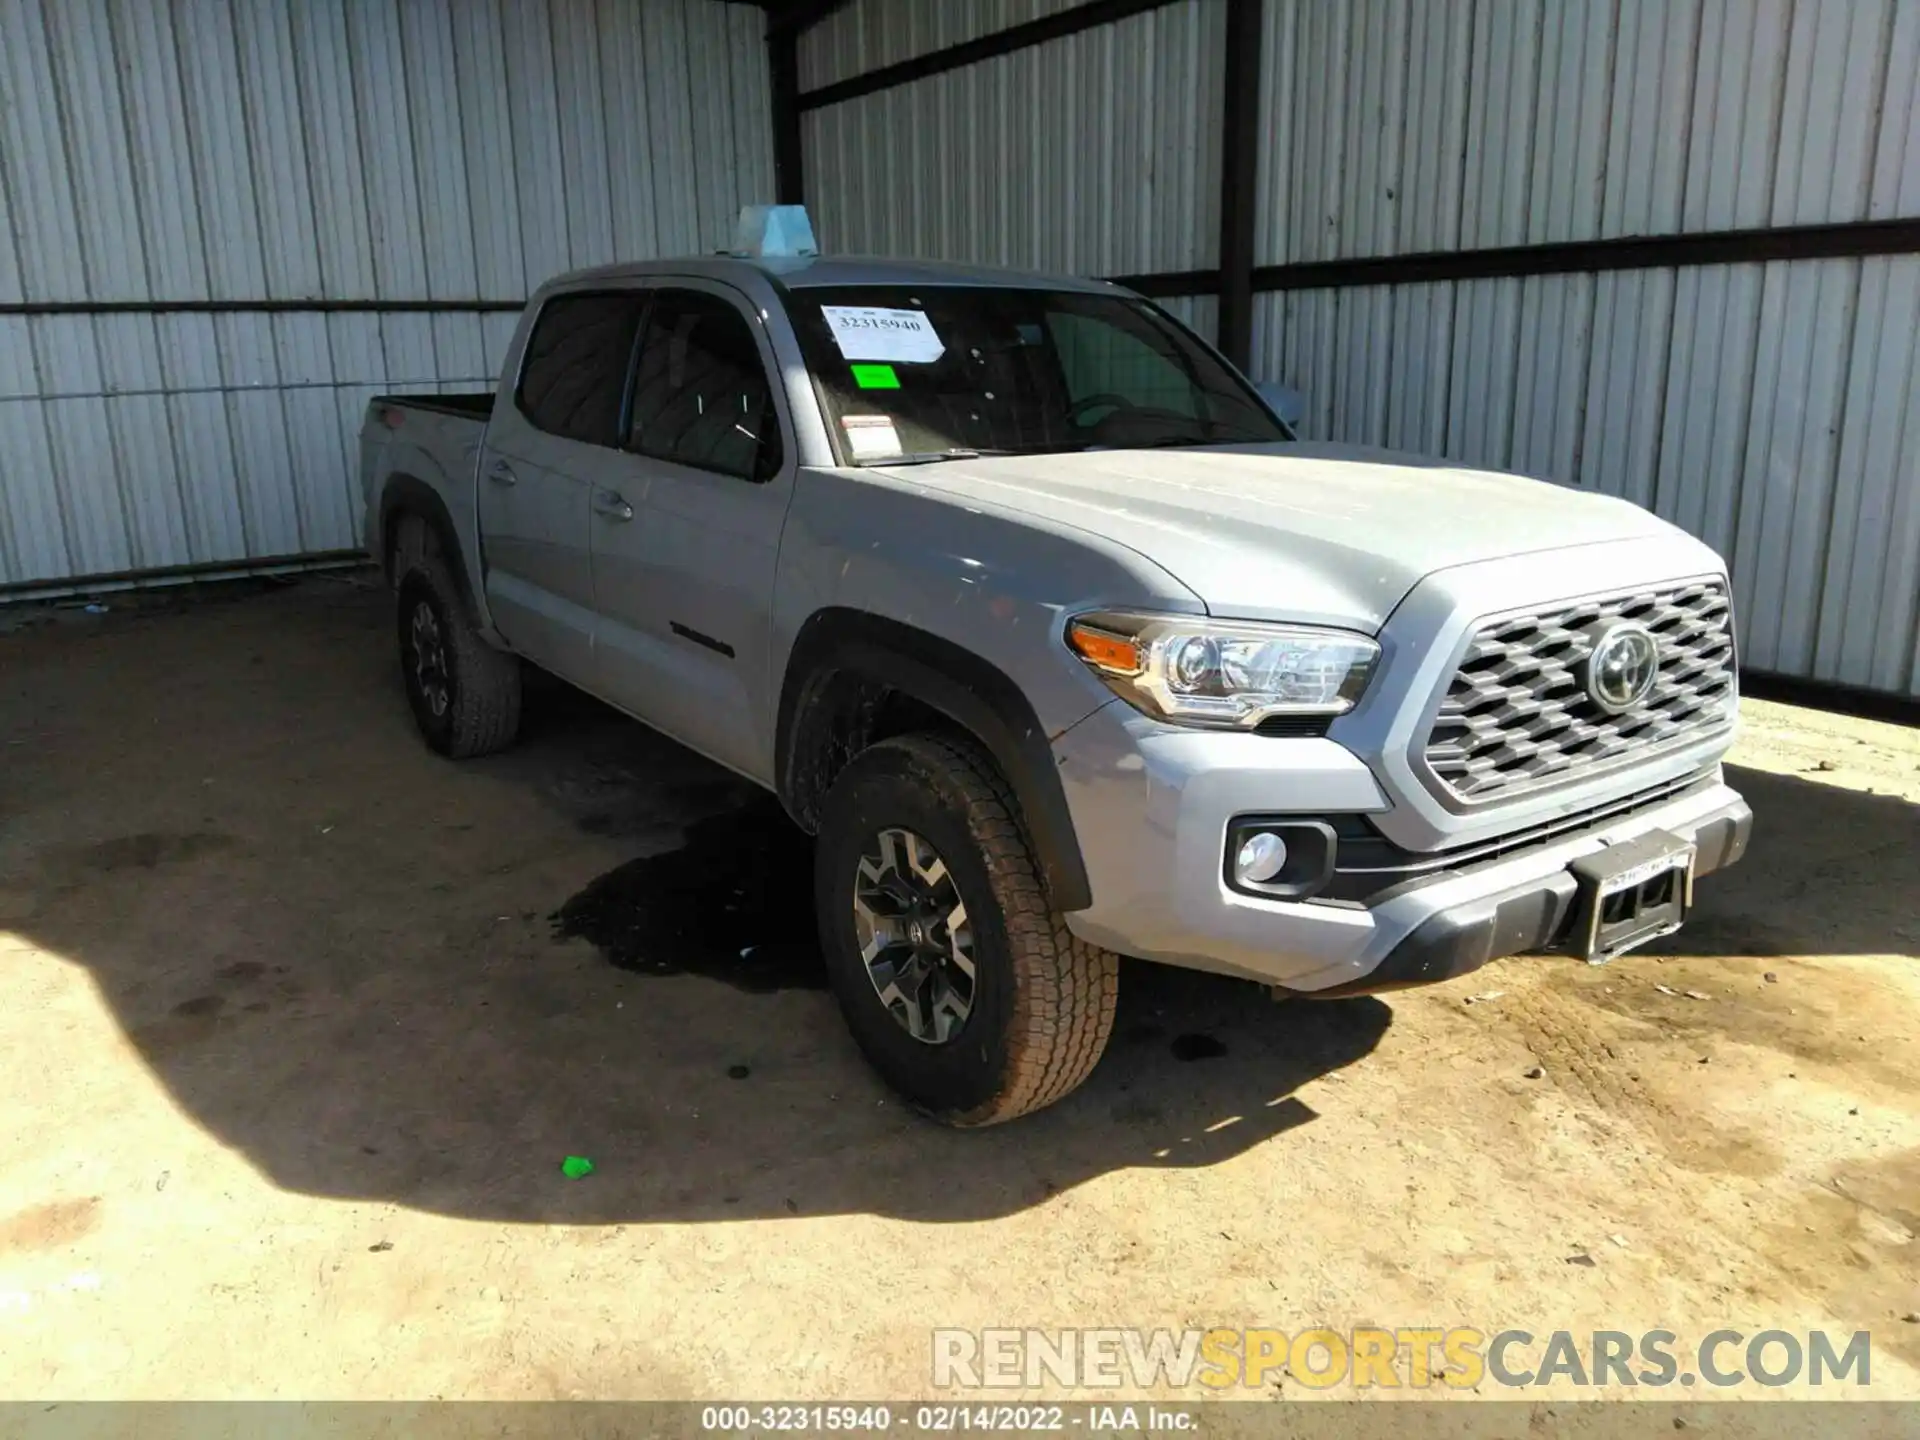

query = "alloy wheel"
(851, 826), (977, 1043)
(408, 599), (451, 718)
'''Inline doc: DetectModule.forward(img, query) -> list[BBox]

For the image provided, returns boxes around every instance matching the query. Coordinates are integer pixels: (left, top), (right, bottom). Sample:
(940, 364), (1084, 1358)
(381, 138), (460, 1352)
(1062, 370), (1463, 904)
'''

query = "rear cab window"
(515, 291), (647, 447)
(782, 285), (1288, 466)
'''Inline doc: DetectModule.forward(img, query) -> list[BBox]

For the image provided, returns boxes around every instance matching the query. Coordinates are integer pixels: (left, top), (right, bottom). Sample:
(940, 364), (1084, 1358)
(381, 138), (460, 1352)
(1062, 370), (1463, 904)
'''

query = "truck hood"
(874, 442), (1686, 631)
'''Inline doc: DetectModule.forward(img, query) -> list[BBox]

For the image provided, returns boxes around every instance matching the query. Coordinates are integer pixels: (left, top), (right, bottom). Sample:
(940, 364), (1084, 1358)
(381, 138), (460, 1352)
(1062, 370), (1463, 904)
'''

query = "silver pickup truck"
(359, 248), (1752, 1125)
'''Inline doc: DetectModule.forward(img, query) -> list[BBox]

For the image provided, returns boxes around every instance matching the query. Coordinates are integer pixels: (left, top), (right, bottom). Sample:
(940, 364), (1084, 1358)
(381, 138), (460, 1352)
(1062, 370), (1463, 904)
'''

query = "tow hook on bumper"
(1301, 796), (1753, 998)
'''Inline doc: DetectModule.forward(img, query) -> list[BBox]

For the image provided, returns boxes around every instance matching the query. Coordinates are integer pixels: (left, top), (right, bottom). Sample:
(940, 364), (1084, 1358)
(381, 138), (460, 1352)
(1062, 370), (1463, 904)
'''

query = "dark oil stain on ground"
(216, 959), (268, 983)
(1171, 1033), (1229, 1061)
(34, 830), (237, 894)
(133, 997), (231, 1058)
(68, 831), (235, 874)
(552, 798), (828, 993)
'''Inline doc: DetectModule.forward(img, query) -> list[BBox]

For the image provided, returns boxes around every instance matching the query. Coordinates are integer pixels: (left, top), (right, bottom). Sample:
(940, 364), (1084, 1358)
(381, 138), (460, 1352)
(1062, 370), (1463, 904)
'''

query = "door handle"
(486, 460), (517, 486)
(593, 490), (634, 522)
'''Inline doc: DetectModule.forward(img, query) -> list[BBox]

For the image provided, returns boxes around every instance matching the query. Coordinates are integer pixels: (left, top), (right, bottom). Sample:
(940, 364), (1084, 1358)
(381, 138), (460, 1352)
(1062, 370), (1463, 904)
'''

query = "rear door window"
(626, 289), (780, 481)
(515, 291), (646, 446)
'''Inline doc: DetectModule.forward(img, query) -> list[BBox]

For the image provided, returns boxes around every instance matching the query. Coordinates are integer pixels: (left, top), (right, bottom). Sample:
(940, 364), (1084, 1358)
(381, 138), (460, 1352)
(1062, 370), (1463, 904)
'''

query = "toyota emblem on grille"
(1585, 622), (1661, 713)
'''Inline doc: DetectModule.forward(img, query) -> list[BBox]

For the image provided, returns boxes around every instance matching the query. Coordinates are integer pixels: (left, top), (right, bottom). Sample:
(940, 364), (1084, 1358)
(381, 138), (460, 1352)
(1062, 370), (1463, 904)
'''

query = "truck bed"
(359, 393), (497, 584)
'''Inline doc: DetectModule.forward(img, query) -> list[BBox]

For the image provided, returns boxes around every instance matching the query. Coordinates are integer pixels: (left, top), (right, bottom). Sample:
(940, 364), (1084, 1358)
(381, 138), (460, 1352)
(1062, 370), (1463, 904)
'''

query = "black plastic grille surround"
(1420, 579), (1736, 805)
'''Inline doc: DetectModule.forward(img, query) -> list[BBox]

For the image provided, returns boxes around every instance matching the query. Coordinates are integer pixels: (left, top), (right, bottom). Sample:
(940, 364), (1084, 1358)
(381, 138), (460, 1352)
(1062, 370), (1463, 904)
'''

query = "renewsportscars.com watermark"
(932, 1327), (1875, 1391)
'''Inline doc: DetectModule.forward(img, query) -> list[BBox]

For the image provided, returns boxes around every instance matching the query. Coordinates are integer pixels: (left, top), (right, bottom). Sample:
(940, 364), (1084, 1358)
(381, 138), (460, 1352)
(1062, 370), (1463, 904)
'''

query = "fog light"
(1225, 818), (1339, 899)
(1234, 831), (1289, 884)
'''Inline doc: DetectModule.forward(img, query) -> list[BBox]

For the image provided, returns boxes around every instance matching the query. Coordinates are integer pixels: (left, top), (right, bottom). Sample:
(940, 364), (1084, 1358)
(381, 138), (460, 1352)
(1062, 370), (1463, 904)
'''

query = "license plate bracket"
(1567, 830), (1694, 964)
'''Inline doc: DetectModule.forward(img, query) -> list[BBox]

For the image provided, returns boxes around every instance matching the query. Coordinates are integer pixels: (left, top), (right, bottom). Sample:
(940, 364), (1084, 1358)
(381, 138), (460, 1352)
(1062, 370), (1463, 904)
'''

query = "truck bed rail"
(371, 392), (494, 421)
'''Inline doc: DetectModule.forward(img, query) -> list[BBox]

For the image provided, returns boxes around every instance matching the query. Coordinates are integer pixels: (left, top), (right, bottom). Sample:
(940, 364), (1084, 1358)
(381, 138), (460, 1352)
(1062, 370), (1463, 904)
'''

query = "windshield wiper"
(859, 447), (1012, 466)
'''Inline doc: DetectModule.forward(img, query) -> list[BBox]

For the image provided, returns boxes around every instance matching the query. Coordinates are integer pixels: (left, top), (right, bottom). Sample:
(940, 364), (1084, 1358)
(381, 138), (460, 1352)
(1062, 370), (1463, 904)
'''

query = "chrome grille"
(1420, 580), (1735, 805)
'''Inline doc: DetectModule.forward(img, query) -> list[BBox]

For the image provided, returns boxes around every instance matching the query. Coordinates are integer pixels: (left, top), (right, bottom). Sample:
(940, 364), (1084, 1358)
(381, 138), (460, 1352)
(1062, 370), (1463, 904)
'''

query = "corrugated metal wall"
(1251, 0), (1920, 693)
(800, 0), (1919, 696)
(1254, 0), (1914, 264)
(0, 0), (772, 593)
(798, 0), (1084, 90)
(803, 0), (1223, 308)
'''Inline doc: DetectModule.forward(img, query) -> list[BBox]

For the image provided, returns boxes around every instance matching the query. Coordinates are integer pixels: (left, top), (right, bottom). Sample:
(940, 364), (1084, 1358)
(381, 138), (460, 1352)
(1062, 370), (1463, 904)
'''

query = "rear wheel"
(814, 733), (1118, 1125)
(391, 518), (520, 758)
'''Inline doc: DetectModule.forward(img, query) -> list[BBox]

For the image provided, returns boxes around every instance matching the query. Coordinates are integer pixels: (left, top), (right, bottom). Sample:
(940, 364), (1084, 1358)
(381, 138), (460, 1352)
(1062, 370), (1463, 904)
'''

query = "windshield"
(784, 285), (1290, 465)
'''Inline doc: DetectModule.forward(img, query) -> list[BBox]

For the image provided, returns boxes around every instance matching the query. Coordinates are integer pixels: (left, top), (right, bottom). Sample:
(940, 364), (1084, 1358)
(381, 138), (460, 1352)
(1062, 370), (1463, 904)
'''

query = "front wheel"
(814, 733), (1119, 1125)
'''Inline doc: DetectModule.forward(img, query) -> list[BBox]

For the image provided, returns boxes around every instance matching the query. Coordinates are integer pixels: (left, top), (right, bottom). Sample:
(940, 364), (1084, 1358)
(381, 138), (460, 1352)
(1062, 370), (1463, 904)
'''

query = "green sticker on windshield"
(850, 362), (901, 390)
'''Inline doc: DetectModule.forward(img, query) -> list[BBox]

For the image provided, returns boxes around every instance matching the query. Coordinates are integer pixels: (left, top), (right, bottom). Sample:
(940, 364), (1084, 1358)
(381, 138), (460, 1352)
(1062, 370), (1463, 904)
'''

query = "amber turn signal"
(1066, 620), (1143, 676)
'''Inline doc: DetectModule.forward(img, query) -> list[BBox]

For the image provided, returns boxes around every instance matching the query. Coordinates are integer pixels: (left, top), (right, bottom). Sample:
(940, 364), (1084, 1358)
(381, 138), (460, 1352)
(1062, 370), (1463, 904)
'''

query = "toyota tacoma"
(359, 233), (1752, 1125)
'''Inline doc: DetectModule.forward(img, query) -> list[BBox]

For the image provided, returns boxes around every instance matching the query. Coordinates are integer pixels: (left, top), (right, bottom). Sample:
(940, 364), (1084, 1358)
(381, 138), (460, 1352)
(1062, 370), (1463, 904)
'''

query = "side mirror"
(1255, 380), (1305, 430)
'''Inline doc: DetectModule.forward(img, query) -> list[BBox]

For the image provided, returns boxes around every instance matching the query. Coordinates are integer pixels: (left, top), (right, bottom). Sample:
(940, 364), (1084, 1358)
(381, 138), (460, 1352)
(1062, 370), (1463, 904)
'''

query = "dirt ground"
(0, 575), (1916, 1403)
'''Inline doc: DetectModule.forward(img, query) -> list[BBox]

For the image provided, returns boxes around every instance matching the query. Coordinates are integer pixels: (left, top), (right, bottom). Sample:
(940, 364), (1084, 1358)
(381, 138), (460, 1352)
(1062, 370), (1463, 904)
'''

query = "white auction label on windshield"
(820, 305), (945, 364)
(839, 413), (903, 460)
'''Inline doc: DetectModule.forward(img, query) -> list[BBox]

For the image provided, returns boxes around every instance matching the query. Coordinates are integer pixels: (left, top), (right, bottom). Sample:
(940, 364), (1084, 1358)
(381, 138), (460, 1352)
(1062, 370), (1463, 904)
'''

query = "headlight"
(1065, 611), (1378, 729)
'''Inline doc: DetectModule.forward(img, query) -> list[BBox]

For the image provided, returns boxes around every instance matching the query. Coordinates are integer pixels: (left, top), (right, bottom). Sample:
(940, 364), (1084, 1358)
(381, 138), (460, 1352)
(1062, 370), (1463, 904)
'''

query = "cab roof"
(545, 253), (1125, 296)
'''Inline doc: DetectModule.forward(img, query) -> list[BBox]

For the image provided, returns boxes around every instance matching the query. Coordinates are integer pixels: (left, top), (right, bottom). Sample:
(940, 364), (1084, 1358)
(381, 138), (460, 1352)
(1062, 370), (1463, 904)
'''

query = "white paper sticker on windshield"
(840, 413), (903, 460)
(821, 305), (946, 364)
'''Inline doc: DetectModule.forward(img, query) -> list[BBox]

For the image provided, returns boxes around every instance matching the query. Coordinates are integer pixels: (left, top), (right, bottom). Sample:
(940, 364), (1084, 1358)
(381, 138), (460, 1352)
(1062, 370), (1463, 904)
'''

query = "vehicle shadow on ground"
(0, 589), (1386, 1226)
(1640, 761), (1920, 963)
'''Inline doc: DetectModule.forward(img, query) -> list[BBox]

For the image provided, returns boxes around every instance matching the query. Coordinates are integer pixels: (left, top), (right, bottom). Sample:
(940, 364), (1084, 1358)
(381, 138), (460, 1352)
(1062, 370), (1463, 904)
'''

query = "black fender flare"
(776, 608), (1093, 914)
(378, 474), (478, 612)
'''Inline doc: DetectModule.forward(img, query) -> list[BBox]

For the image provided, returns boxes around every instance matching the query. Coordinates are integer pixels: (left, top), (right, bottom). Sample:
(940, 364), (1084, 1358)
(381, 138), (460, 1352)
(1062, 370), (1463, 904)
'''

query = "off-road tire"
(390, 516), (521, 758)
(814, 732), (1119, 1125)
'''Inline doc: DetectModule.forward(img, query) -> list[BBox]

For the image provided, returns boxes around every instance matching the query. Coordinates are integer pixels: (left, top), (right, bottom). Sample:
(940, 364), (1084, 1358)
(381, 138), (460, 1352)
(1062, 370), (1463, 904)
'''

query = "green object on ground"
(850, 363), (901, 389)
(561, 1155), (594, 1179)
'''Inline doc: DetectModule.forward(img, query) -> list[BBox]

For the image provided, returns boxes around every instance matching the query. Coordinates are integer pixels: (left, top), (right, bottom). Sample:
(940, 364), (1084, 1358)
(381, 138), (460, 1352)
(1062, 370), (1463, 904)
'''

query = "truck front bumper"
(1052, 702), (1752, 995)
(1304, 793), (1749, 995)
